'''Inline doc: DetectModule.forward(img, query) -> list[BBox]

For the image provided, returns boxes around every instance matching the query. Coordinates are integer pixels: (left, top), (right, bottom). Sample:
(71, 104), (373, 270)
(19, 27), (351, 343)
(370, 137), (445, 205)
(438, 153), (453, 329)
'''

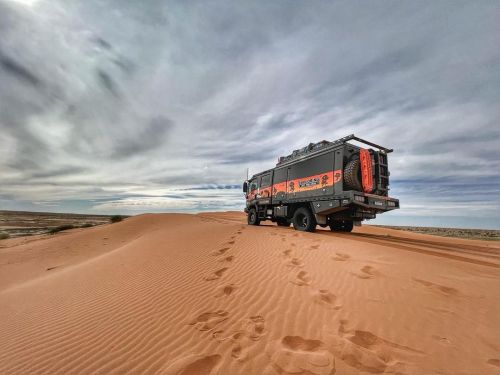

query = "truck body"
(243, 134), (399, 232)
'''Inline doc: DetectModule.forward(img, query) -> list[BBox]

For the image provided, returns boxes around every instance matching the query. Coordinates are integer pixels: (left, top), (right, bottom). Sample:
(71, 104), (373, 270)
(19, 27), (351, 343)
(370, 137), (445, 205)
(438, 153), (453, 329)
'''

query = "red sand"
(1, 212), (499, 374)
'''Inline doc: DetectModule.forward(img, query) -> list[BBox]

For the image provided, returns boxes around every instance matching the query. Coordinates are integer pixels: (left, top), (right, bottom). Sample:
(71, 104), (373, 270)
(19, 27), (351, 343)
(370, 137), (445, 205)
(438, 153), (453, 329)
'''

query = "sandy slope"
(0, 213), (499, 375)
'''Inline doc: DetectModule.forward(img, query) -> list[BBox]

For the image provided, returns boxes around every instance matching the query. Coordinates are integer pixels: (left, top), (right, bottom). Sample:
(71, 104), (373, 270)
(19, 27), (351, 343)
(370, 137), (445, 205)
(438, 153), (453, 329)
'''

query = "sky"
(1, 1), (500, 229)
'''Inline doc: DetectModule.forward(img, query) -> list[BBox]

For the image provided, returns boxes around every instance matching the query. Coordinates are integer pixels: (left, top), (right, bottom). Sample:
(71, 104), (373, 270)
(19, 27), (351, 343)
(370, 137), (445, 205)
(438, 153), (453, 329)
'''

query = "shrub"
(49, 224), (75, 234)
(110, 215), (124, 223)
(81, 223), (93, 228)
(0, 232), (9, 240)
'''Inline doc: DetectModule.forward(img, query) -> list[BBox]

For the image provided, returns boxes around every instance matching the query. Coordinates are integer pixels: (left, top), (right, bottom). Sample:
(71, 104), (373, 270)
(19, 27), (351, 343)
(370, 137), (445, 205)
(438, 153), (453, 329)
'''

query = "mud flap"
(315, 214), (327, 225)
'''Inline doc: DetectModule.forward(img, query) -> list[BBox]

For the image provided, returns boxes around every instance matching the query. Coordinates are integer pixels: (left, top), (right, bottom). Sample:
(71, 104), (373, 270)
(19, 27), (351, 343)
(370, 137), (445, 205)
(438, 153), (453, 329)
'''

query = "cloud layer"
(1, 1), (500, 228)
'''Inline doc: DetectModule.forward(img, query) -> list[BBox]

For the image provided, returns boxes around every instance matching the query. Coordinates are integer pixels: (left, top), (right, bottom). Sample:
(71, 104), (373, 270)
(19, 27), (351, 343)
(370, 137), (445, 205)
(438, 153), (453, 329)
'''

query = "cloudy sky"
(1, 1), (499, 228)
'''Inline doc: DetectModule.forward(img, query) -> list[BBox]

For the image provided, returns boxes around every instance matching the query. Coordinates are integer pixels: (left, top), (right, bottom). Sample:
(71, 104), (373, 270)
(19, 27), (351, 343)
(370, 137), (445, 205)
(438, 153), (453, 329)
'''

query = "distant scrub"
(110, 215), (124, 223)
(49, 225), (75, 234)
(0, 232), (9, 240)
(81, 223), (93, 228)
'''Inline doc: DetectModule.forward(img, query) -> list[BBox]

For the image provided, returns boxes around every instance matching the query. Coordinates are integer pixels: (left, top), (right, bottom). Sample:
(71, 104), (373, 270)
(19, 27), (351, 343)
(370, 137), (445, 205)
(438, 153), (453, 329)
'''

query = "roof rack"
(276, 134), (392, 166)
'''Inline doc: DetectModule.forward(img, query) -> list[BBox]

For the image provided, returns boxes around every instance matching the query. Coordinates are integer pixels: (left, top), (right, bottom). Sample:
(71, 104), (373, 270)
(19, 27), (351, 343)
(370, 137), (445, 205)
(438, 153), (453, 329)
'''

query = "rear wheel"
(248, 208), (260, 225)
(329, 220), (353, 232)
(292, 207), (316, 232)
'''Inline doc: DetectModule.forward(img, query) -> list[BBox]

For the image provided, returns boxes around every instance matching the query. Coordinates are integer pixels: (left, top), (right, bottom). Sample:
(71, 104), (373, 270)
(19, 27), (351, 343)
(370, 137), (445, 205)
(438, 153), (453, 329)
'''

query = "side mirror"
(243, 181), (248, 193)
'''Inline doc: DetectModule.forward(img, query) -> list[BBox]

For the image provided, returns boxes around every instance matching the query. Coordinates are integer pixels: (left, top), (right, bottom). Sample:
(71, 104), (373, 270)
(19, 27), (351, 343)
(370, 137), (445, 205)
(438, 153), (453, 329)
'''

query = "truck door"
(247, 178), (259, 204)
(257, 173), (272, 206)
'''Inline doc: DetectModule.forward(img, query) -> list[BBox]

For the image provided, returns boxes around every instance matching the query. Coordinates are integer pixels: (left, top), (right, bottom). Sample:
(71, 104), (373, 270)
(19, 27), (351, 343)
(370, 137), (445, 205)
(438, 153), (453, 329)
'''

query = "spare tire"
(344, 159), (362, 191)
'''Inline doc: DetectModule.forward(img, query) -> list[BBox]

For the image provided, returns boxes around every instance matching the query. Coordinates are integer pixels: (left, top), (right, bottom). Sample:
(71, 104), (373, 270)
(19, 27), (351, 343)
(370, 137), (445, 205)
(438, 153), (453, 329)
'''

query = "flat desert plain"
(0, 212), (499, 375)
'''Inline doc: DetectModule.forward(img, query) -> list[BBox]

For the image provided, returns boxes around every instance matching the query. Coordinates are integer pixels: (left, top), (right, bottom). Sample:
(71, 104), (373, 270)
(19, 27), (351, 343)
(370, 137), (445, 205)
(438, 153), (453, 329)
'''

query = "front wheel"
(329, 220), (353, 232)
(247, 208), (260, 225)
(292, 207), (316, 232)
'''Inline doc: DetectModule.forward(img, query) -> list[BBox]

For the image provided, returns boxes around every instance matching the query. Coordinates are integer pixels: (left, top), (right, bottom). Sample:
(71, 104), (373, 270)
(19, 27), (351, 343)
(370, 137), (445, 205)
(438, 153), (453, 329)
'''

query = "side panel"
(284, 151), (340, 201)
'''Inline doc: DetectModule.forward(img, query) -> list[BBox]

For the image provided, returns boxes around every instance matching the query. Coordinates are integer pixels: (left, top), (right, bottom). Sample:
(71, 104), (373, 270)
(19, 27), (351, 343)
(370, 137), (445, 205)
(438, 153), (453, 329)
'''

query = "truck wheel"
(329, 220), (353, 232)
(292, 207), (316, 232)
(344, 159), (362, 191)
(248, 208), (260, 225)
(277, 219), (289, 227)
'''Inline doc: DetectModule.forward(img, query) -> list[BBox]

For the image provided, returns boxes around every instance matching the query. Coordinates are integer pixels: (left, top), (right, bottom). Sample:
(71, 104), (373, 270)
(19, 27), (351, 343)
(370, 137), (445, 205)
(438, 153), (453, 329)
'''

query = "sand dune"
(0, 212), (499, 374)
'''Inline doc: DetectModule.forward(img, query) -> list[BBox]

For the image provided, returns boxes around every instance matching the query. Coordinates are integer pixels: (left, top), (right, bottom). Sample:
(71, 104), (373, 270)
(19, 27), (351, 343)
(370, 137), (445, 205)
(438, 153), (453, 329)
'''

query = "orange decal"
(333, 169), (342, 184)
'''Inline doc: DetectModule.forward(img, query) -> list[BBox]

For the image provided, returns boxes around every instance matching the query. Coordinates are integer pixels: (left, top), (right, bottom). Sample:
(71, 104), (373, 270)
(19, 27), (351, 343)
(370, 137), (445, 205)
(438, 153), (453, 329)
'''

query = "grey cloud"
(111, 116), (174, 158)
(0, 1), (499, 226)
(0, 52), (41, 87)
(96, 69), (119, 97)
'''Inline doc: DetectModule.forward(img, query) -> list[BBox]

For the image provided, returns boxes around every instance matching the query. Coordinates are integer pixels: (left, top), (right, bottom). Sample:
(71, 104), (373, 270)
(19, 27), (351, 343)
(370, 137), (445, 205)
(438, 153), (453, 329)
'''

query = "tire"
(344, 159), (362, 191)
(277, 218), (289, 227)
(329, 220), (354, 232)
(247, 208), (260, 225)
(292, 207), (316, 232)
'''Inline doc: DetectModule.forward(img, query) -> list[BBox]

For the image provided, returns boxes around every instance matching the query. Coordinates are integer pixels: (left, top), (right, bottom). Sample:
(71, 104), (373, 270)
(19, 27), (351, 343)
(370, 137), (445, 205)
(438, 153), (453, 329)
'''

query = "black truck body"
(243, 135), (399, 232)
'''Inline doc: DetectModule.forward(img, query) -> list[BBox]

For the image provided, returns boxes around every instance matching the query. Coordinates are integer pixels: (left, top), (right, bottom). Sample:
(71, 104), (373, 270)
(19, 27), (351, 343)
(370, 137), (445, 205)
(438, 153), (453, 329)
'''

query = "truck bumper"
(349, 192), (399, 211)
(312, 192), (399, 216)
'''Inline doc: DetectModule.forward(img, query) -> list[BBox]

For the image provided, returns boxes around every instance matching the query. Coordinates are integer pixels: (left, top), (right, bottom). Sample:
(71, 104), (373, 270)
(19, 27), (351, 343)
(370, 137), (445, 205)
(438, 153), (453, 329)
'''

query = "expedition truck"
(243, 134), (399, 232)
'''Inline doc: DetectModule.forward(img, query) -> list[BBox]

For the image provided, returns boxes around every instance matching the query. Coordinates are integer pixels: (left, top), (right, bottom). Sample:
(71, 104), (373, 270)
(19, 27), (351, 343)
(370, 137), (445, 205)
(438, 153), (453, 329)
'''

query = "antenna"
(246, 167), (249, 180)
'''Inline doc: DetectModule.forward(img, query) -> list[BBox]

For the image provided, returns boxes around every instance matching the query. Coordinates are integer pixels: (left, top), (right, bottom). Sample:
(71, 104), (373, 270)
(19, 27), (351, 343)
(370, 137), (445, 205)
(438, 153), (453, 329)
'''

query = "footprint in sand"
(283, 249), (292, 258)
(332, 253), (350, 261)
(312, 289), (342, 310)
(487, 359), (500, 368)
(213, 316), (266, 361)
(244, 315), (266, 341)
(324, 319), (423, 374)
(204, 267), (228, 281)
(189, 310), (229, 331)
(285, 258), (304, 268)
(310, 244), (320, 250)
(413, 278), (459, 297)
(356, 266), (378, 279)
(214, 283), (237, 297)
(290, 270), (311, 286)
(218, 255), (234, 263)
(228, 240), (235, 245)
(162, 354), (221, 375)
(265, 336), (335, 375)
(431, 335), (451, 345)
(212, 247), (229, 256)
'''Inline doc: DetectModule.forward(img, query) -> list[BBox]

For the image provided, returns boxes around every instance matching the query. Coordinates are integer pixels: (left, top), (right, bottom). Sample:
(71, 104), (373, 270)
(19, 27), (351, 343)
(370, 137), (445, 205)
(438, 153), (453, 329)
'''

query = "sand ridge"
(0, 212), (499, 374)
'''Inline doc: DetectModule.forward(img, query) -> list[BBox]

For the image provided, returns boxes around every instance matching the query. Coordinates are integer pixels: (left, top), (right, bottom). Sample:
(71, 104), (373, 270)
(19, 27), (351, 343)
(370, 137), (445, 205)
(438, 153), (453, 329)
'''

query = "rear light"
(388, 201), (396, 207)
(354, 195), (365, 202)
(342, 199), (349, 204)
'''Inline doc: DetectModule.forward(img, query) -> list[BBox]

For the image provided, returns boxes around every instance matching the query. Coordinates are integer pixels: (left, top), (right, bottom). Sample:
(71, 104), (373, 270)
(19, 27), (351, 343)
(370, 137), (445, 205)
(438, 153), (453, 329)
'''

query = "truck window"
(288, 151), (334, 180)
(249, 180), (258, 192)
(260, 174), (271, 188)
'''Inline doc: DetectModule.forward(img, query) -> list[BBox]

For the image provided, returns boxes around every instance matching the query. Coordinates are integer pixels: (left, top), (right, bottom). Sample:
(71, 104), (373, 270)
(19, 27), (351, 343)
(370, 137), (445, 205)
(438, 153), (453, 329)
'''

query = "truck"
(243, 134), (399, 232)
